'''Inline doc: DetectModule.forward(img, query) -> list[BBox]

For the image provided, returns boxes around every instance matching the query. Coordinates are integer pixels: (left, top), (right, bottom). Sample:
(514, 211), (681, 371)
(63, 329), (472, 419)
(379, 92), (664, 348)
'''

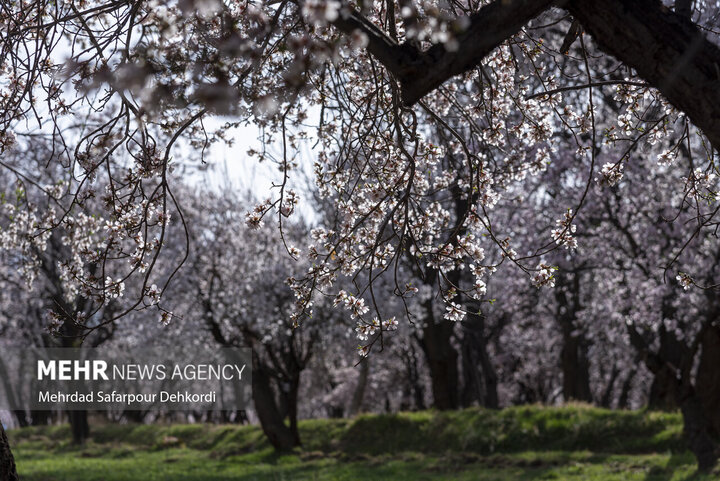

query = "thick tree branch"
(333, 8), (421, 78)
(567, 0), (720, 150)
(400, 0), (555, 104)
(0, 423), (19, 481)
(337, 0), (720, 150)
(675, 0), (693, 19)
(333, 0), (554, 103)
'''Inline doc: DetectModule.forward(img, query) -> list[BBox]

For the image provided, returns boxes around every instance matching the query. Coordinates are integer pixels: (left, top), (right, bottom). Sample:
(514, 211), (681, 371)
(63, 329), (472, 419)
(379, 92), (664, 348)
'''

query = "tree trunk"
(60, 319), (90, 444)
(69, 410), (89, 444)
(123, 410), (148, 424)
(460, 313), (499, 409)
(648, 364), (680, 410)
(556, 275), (592, 403)
(460, 337), (480, 408)
(678, 385), (718, 471)
(0, 423), (19, 481)
(251, 355), (298, 451)
(30, 411), (51, 426)
(618, 369), (636, 409)
(10, 413), (28, 429)
(286, 373), (301, 446)
(401, 343), (425, 411)
(647, 324), (685, 411)
(420, 317), (459, 410)
(696, 325), (720, 435)
(476, 321), (499, 409)
(560, 334), (592, 403)
(348, 359), (369, 417)
(234, 410), (249, 424)
(625, 308), (717, 470)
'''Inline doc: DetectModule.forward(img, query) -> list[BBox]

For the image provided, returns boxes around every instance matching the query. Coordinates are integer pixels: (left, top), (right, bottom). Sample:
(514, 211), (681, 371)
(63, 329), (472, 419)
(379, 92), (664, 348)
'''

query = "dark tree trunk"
(328, 406), (344, 418)
(460, 342), (478, 408)
(230, 379), (249, 424)
(648, 323), (685, 410)
(402, 343), (425, 411)
(627, 317), (717, 470)
(30, 411), (51, 426)
(476, 330), (499, 409)
(348, 359), (369, 417)
(251, 355), (299, 451)
(0, 423), (19, 481)
(560, 335), (592, 403)
(696, 325), (720, 435)
(69, 410), (89, 444)
(60, 317), (90, 444)
(420, 316), (459, 410)
(678, 384), (718, 471)
(10, 413), (28, 429)
(556, 274), (592, 403)
(460, 313), (499, 409)
(648, 364), (680, 410)
(123, 410), (148, 424)
(234, 410), (249, 424)
(286, 373), (301, 446)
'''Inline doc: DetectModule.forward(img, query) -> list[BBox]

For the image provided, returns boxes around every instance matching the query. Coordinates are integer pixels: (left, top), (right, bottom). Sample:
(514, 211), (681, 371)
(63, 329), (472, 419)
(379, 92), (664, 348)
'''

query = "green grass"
(9, 404), (720, 480)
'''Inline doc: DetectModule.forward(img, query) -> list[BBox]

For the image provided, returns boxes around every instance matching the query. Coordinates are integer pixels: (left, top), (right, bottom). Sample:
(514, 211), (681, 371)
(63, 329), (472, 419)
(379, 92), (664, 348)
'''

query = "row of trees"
(2, 136), (719, 462)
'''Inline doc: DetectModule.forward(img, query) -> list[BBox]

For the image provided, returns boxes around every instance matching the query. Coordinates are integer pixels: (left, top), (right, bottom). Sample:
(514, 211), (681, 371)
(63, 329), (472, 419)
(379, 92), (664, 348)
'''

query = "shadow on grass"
(641, 450), (720, 481)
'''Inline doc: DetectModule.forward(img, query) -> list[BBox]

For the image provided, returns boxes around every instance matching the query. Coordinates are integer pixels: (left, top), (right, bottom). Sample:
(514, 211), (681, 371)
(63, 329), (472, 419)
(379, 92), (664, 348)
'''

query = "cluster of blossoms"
(0, 194), (55, 287)
(532, 263), (556, 288)
(159, 310), (173, 326)
(399, 1), (471, 51)
(596, 162), (624, 187)
(245, 199), (272, 229)
(444, 302), (466, 322)
(286, 34), (574, 341)
(354, 316), (398, 341)
(302, 0), (341, 25)
(612, 84), (676, 146)
(683, 168), (717, 198)
(334, 290), (370, 319)
(146, 284), (161, 304)
(104, 277), (126, 299)
(280, 190), (300, 217)
(657, 149), (678, 166)
(551, 209), (578, 250)
(676, 273), (693, 290)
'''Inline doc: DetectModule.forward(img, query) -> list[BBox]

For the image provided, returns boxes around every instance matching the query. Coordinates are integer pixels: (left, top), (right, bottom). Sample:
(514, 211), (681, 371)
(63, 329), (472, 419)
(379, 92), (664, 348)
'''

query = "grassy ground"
(8, 405), (720, 480)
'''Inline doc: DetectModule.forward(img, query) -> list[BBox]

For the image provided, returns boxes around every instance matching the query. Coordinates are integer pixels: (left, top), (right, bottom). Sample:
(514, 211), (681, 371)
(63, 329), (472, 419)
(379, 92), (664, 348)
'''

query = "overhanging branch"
(566, 0), (720, 150)
(332, 0), (554, 103)
(335, 0), (720, 150)
(399, 0), (555, 104)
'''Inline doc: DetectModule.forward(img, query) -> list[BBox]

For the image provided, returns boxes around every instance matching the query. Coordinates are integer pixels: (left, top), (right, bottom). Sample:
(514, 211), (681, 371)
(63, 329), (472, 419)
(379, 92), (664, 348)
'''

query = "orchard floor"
(13, 448), (719, 481)
(9, 405), (720, 480)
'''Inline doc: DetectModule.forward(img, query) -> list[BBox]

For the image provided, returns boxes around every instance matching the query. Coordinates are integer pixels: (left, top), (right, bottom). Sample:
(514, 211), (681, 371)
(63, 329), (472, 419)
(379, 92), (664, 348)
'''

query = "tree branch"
(566, 0), (720, 150)
(338, 0), (720, 150)
(332, 0), (555, 103)
(332, 7), (421, 79)
(400, 0), (556, 104)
